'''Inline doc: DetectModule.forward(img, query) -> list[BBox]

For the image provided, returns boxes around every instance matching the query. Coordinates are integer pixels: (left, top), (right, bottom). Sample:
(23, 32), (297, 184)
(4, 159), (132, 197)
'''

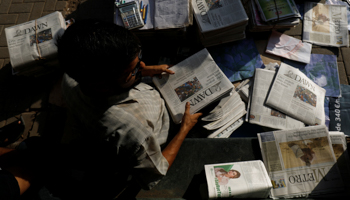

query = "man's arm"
(141, 64), (175, 78)
(0, 147), (32, 195)
(161, 102), (202, 169)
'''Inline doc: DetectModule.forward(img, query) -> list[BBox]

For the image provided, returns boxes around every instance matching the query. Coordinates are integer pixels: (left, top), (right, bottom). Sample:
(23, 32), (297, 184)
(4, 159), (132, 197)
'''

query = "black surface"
(137, 138), (262, 199)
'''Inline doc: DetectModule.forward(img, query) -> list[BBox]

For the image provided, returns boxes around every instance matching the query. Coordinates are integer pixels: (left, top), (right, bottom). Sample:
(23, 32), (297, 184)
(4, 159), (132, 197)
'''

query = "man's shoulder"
(134, 82), (155, 91)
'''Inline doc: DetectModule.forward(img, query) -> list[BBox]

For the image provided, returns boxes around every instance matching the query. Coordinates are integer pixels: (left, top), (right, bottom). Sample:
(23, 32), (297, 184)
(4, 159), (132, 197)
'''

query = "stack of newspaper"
(303, 2), (349, 47)
(248, 68), (305, 130)
(152, 48), (234, 124)
(258, 126), (347, 198)
(192, 0), (249, 47)
(248, 0), (301, 32)
(202, 91), (246, 138)
(204, 160), (272, 198)
(5, 12), (66, 76)
(246, 61), (327, 130)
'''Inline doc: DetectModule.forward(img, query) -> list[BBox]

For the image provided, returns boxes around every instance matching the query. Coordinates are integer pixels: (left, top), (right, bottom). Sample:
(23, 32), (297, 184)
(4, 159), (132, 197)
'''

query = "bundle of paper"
(5, 12), (66, 76)
(255, 0), (301, 22)
(303, 2), (349, 47)
(192, 0), (249, 47)
(248, 0), (301, 32)
(152, 48), (234, 124)
(258, 125), (345, 198)
(248, 68), (305, 130)
(202, 91), (247, 138)
(265, 63), (326, 126)
(204, 161), (272, 198)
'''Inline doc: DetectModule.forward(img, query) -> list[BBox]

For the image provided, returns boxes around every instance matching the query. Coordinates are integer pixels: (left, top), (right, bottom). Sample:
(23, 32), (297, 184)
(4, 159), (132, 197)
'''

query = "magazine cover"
(284, 54), (341, 97)
(208, 38), (264, 82)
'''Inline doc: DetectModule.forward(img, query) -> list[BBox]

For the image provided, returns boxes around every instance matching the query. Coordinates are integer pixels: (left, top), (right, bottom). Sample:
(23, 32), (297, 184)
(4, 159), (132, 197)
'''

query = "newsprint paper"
(265, 63), (326, 126)
(249, 68), (305, 130)
(5, 11), (66, 74)
(152, 48), (233, 124)
(204, 161), (272, 198)
(258, 125), (344, 198)
(303, 2), (349, 47)
(192, 0), (248, 34)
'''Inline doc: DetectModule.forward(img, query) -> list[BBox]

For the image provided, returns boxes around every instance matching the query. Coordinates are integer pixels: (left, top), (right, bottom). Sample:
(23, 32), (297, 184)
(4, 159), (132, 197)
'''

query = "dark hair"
(58, 19), (141, 85)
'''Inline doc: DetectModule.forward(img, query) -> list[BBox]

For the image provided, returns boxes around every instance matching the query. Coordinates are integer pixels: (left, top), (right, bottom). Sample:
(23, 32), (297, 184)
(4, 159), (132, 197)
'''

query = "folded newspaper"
(5, 11), (66, 76)
(254, 0), (301, 22)
(152, 48), (234, 124)
(204, 160), (272, 198)
(266, 31), (312, 64)
(249, 68), (305, 130)
(258, 125), (344, 198)
(192, 0), (248, 46)
(265, 62), (326, 126)
(303, 2), (349, 47)
(202, 91), (246, 138)
(192, 0), (248, 35)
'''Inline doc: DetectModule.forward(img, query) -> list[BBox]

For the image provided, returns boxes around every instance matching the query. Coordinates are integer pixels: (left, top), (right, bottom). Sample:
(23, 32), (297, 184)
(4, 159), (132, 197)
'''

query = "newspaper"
(248, 0), (300, 32)
(5, 11), (66, 73)
(249, 68), (305, 130)
(192, 0), (248, 34)
(303, 2), (349, 47)
(152, 48), (234, 124)
(266, 31), (312, 64)
(254, 0), (301, 22)
(329, 131), (350, 192)
(210, 118), (244, 138)
(204, 160), (272, 198)
(258, 125), (344, 198)
(154, 0), (193, 29)
(236, 78), (252, 102)
(265, 63), (326, 126)
(325, 0), (350, 31)
(202, 92), (246, 131)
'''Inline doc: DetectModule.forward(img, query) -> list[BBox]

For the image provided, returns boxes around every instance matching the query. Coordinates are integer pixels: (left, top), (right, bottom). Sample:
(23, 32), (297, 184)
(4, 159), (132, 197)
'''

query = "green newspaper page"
(256, 0), (294, 21)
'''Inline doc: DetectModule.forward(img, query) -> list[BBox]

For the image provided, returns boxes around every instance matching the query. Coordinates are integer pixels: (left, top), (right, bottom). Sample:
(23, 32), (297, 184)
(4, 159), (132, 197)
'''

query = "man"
(58, 19), (202, 191)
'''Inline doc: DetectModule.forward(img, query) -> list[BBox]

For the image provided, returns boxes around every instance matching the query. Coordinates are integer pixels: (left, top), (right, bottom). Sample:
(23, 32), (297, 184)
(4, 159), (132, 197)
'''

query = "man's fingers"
(185, 102), (191, 114)
(165, 68), (175, 74)
(193, 113), (203, 119)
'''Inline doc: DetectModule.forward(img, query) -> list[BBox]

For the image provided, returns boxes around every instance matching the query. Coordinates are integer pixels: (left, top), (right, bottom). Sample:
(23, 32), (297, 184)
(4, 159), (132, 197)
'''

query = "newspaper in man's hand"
(5, 11), (66, 76)
(303, 2), (349, 47)
(152, 48), (233, 124)
(258, 125), (344, 198)
(265, 62), (326, 125)
(204, 160), (272, 198)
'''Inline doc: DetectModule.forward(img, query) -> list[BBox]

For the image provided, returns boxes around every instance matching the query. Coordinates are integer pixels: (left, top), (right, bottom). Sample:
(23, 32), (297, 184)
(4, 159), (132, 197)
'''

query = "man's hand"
(141, 64), (175, 78)
(180, 102), (203, 133)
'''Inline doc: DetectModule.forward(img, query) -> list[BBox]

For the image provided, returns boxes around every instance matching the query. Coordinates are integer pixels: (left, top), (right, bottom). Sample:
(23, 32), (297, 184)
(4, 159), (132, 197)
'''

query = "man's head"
(58, 19), (141, 95)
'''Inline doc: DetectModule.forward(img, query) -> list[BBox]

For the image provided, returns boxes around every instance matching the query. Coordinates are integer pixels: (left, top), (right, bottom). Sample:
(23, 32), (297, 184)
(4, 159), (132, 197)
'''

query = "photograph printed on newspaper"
(303, 2), (349, 47)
